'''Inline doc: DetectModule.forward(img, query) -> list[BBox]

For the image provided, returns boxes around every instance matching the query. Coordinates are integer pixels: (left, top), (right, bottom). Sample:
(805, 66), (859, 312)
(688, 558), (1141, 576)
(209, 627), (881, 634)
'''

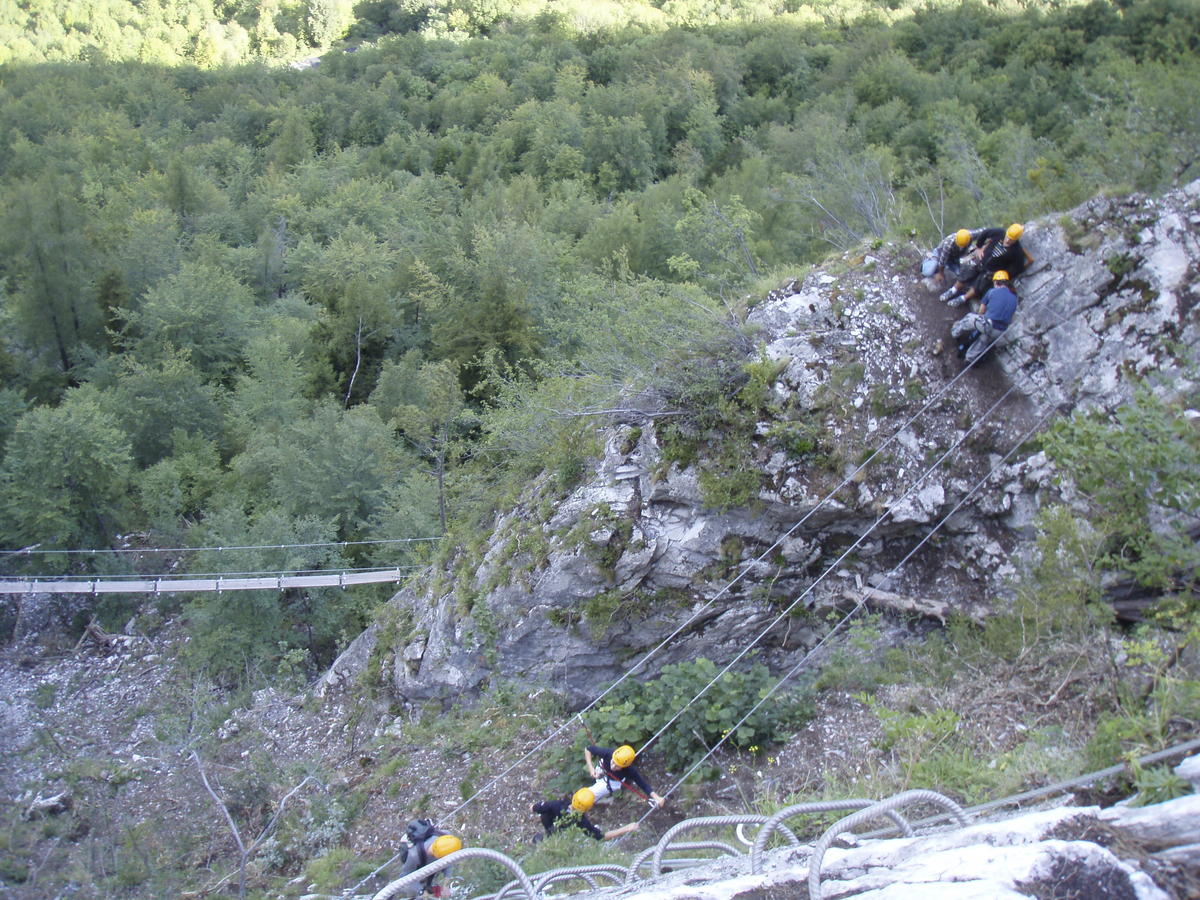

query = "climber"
(584, 744), (665, 808)
(531, 788), (641, 842)
(939, 223), (1034, 307)
(950, 270), (1019, 365)
(396, 819), (461, 897)
(925, 227), (987, 287)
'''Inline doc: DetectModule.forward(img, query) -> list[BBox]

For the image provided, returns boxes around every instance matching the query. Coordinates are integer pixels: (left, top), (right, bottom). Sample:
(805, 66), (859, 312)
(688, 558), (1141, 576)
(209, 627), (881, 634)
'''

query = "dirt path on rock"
(898, 252), (1043, 447)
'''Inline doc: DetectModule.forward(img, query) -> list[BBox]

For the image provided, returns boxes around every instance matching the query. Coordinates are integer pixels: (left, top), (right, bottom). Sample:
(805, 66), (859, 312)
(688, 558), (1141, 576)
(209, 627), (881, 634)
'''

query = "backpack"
(406, 818), (436, 844)
(402, 818), (445, 891)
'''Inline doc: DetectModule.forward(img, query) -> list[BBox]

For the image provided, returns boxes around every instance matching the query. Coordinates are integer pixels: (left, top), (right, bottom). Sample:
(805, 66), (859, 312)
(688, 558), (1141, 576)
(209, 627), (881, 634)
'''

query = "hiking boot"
(938, 288), (958, 303)
(946, 293), (967, 307)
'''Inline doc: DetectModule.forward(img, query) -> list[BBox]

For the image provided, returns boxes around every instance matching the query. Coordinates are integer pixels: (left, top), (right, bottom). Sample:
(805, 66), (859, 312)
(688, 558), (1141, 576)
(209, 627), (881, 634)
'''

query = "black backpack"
(401, 818), (444, 889)
(406, 818), (436, 844)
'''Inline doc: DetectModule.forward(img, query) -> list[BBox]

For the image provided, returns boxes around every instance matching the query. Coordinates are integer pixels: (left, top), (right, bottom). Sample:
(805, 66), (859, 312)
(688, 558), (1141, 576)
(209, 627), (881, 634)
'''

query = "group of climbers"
(533, 743), (664, 843)
(925, 222), (1033, 365)
(393, 742), (664, 896)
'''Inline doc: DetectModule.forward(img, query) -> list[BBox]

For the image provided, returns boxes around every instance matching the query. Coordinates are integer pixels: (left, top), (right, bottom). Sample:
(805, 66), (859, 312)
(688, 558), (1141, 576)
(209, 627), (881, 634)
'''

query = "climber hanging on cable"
(584, 743), (665, 808)
(530, 788), (641, 843)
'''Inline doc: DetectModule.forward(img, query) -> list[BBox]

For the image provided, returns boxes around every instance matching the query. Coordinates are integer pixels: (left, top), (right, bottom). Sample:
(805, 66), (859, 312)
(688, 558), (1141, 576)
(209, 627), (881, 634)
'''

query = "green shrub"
(1127, 762), (1193, 807)
(583, 656), (814, 780)
(33, 683), (57, 710)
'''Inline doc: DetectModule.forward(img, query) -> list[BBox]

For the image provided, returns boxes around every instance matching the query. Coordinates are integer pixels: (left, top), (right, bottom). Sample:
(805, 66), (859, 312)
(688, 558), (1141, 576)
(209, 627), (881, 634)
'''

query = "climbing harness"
(577, 714), (655, 805)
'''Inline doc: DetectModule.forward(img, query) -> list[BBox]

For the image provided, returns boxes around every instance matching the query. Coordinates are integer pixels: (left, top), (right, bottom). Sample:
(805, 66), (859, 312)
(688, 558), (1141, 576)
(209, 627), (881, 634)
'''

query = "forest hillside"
(2, 1), (1200, 898)
(1, 0), (1198, 681)
(4, 181), (1200, 898)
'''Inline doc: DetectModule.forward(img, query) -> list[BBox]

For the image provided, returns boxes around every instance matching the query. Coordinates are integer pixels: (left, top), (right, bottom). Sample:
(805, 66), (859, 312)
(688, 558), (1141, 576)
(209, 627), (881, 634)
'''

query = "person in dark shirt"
(584, 744), (665, 807)
(530, 788), (640, 841)
(940, 223), (1034, 307)
(950, 271), (1020, 365)
(928, 227), (987, 288)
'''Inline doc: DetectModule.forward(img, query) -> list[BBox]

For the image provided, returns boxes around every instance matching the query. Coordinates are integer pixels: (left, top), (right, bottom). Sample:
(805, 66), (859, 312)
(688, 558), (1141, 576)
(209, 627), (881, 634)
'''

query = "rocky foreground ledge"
(577, 755), (1200, 900)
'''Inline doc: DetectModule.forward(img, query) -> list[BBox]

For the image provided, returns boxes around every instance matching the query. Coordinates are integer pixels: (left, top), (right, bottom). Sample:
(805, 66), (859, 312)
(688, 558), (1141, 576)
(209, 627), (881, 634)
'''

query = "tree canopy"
(2, 0), (1198, 679)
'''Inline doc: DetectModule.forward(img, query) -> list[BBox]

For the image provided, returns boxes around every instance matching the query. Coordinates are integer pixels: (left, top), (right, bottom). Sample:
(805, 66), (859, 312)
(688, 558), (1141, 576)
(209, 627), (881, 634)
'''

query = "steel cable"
(641, 397), (1062, 823)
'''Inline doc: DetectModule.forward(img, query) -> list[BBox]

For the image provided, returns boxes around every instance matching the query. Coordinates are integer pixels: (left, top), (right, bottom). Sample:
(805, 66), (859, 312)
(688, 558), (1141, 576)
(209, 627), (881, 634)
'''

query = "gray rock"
(321, 180), (1200, 711)
(1176, 754), (1200, 792)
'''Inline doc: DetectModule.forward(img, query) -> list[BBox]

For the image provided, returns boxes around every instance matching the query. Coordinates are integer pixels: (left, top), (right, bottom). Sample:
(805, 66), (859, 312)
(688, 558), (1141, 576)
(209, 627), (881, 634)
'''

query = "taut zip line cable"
(632, 374), (1027, 774)
(349, 335), (1040, 894)
(637, 397), (1063, 825)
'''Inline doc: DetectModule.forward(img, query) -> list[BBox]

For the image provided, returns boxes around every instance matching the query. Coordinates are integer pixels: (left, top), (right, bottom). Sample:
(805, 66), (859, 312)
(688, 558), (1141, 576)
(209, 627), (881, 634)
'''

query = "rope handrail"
(487, 864), (631, 900)
(371, 849), (535, 900)
(532, 864), (628, 892)
(648, 815), (802, 879)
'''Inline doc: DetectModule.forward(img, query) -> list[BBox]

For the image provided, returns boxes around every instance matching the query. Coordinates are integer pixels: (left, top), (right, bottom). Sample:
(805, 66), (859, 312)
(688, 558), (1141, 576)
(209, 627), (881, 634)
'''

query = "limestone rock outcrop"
(322, 180), (1200, 710)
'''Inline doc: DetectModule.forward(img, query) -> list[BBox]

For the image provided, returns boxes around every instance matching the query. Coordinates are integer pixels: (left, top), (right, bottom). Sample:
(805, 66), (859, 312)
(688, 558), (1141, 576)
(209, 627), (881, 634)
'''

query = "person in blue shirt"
(950, 271), (1019, 365)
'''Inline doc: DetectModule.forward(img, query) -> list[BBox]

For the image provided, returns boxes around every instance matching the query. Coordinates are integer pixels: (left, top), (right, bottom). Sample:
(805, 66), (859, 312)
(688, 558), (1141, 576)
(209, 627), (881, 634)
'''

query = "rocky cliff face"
(323, 180), (1200, 711)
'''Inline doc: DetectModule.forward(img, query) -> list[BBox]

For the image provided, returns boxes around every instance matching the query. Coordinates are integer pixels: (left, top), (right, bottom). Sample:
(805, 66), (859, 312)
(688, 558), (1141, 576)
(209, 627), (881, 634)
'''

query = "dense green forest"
(1, 0), (1198, 680)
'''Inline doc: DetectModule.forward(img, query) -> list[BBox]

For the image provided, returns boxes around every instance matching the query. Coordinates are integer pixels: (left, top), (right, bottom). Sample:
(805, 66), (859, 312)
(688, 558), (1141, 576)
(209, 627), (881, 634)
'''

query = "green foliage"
(32, 682), (57, 710)
(668, 188), (761, 292)
(182, 508), (359, 682)
(1085, 674), (1200, 770)
(585, 656), (814, 780)
(0, 390), (133, 562)
(864, 697), (964, 791)
(1127, 761), (1194, 807)
(1043, 388), (1200, 590)
(813, 614), (890, 693)
(232, 401), (409, 542)
(654, 344), (792, 512)
(116, 262), (260, 382)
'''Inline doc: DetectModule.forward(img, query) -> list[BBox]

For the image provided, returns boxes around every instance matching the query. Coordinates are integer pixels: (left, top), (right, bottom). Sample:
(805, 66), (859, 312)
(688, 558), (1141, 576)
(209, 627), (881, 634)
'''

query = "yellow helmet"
(572, 788), (595, 813)
(1006, 223), (1023, 240)
(955, 229), (970, 247)
(612, 745), (636, 768)
(430, 835), (461, 859)
(992, 270), (1010, 283)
